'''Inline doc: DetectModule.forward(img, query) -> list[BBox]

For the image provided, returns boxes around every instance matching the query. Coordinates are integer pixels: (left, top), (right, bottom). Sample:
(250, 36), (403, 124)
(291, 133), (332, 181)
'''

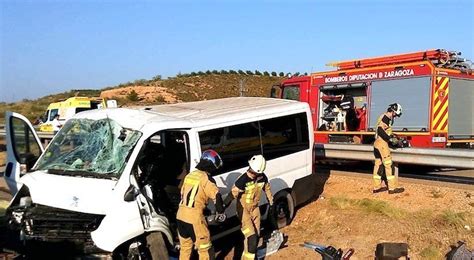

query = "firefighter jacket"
(375, 113), (393, 143)
(177, 169), (222, 223)
(230, 172), (273, 210)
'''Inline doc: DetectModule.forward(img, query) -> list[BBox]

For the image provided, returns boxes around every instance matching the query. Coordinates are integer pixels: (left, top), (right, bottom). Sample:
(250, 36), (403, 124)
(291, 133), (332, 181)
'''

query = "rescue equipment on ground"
(301, 241), (354, 260)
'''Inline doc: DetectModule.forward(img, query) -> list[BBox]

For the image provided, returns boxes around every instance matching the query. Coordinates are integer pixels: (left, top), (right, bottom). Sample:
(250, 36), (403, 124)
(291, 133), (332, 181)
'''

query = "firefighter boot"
(389, 187), (405, 194)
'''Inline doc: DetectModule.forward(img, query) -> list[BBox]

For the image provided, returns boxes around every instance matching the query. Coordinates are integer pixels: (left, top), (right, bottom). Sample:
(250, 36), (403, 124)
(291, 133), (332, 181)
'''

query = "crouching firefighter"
(223, 155), (274, 260)
(373, 103), (405, 194)
(176, 150), (226, 260)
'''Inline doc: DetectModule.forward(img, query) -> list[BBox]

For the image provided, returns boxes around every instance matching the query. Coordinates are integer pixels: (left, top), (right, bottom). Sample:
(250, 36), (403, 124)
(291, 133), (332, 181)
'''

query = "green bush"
(254, 70), (262, 75)
(134, 79), (148, 85)
(246, 70), (254, 75)
(263, 71), (270, 76)
(127, 90), (140, 101)
(238, 70), (246, 75)
(205, 70), (211, 75)
(155, 95), (166, 103)
(271, 72), (277, 76)
(279, 72), (285, 77)
(229, 70), (237, 74)
(152, 75), (162, 81)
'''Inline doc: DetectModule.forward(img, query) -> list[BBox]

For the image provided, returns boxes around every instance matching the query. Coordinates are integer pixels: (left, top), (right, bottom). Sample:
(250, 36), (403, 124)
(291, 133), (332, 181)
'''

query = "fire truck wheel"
(145, 232), (169, 260)
(270, 190), (295, 229)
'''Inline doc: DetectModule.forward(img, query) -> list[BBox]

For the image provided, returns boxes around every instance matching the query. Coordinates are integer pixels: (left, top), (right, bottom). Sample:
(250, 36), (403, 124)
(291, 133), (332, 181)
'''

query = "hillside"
(0, 73), (285, 124)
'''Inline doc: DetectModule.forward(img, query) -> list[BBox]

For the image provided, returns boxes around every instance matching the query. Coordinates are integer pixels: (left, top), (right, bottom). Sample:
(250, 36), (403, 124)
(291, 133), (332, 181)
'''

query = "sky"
(0, 0), (473, 102)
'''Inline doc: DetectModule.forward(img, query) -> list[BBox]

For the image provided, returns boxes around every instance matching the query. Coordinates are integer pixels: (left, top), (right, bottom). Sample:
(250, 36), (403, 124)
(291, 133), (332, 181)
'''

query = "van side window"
(10, 117), (42, 168)
(223, 123), (261, 172)
(199, 113), (309, 175)
(199, 122), (261, 175)
(260, 113), (309, 160)
(199, 128), (224, 148)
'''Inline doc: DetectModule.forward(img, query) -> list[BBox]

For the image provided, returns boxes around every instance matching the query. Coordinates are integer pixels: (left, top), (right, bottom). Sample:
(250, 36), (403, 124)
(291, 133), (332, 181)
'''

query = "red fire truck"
(272, 49), (474, 148)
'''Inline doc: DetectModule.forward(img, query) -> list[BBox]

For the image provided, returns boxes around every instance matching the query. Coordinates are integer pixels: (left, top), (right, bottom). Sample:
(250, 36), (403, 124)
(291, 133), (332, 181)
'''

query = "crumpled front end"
(6, 186), (106, 255)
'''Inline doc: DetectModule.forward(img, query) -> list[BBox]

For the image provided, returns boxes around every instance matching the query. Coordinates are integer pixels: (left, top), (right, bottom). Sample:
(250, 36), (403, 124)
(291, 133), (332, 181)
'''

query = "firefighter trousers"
(177, 218), (214, 260)
(373, 139), (397, 191)
(238, 206), (260, 260)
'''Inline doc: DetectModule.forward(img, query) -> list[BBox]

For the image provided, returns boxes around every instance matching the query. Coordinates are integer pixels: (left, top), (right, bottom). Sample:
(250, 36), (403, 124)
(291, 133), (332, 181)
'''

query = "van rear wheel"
(270, 190), (295, 229)
(145, 232), (169, 260)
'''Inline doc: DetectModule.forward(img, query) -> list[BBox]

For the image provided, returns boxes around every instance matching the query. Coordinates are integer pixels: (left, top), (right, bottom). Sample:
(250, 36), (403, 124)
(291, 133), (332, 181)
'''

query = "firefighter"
(176, 149), (226, 260)
(373, 103), (405, 194)
(223, 155), (274, 260)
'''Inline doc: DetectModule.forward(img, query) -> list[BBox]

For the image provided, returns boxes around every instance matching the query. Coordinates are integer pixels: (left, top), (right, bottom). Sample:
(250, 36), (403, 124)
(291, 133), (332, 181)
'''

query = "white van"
(4, 97), (315, 258)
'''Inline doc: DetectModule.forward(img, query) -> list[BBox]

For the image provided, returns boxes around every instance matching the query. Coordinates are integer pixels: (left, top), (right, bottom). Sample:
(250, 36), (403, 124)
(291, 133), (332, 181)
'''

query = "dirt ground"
(100, 85), (179, 104)
(262, 173), (474, 260)
(0, 168), (472, 259)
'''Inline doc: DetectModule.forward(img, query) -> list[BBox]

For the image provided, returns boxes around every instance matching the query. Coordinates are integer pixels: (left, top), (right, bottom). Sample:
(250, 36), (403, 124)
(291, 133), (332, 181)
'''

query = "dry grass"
(329, 196), (353, 209)
(329, 196), (406, 218)
(430, 188), (445, 199)
(420, 245), (443, 259)
(437, 210), (470, 228)
(357, 198), (406, 218)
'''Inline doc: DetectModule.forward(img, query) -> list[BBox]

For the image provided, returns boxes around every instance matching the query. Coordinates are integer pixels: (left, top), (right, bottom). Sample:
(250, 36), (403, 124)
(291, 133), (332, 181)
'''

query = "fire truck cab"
(272, 49), (474, 148)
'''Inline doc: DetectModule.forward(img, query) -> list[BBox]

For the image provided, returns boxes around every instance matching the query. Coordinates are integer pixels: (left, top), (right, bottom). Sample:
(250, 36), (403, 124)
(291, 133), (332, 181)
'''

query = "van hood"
(19, 171), (117, 215)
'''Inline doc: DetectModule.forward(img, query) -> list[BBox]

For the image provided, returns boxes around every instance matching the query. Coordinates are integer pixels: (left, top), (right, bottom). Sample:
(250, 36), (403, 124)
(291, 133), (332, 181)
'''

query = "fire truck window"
(282, 86), (300, 101)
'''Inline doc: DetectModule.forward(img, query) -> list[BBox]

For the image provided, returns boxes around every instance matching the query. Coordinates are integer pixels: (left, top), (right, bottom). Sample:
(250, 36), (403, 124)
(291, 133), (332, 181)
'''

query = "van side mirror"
(124, 185), (139, 202)
(19, 153), (37, 174)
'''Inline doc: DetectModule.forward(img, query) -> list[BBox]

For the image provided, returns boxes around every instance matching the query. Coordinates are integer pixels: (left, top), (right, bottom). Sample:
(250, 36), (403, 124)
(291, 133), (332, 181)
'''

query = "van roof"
(74, 97), (307, 130)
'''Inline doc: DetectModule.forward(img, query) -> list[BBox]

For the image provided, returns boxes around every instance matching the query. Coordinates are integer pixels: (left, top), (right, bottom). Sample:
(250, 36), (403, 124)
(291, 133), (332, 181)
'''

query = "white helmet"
(389, 103), (402, 117)
(248, 155), (266, 174)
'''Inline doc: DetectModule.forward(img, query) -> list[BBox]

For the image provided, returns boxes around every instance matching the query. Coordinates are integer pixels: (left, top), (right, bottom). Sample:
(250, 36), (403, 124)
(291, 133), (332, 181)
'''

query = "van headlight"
(19, 196), (32, 207)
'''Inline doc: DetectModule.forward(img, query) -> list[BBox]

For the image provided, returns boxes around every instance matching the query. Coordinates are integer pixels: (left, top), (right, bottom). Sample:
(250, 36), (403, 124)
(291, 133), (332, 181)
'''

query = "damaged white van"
(4, 97), (315, 258)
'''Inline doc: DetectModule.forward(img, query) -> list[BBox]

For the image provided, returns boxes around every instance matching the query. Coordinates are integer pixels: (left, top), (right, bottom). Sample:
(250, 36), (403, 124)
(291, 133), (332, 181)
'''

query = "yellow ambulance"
(39, 97), (117, 132)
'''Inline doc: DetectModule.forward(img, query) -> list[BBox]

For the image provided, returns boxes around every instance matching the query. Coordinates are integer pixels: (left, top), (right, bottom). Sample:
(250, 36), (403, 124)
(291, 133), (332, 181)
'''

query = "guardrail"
(0, 129), (55, 144)
(1, 129), (473, 169)
(315, 143), (474, 169)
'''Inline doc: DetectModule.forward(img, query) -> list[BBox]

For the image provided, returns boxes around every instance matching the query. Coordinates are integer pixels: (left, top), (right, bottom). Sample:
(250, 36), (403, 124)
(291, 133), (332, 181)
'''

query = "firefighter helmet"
(248, 155), (266, 174)
(200, 149), (223, 170)
(388, 103), (402, 117)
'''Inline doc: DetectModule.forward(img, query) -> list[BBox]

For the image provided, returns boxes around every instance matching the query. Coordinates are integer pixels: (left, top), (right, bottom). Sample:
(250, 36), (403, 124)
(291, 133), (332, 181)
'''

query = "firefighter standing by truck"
(223, 155), (274, 260)
(373, 103), (405, 194)
(176, 150), (226, 260)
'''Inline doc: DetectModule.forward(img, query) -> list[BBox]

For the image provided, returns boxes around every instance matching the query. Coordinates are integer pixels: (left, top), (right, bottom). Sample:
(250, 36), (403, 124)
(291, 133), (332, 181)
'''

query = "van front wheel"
(145, 232), (169, 260)
(270, 190), (295, 229)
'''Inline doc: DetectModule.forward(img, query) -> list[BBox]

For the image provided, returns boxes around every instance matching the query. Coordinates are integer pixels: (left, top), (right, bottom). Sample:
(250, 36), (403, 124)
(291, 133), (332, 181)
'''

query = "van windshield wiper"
(47, 169), (117, 180)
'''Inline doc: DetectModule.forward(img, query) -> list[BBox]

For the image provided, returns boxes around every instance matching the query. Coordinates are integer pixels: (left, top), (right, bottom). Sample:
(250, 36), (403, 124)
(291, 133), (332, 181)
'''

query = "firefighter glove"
(389, 137), (399, 146)
(215, 213), (227, 223)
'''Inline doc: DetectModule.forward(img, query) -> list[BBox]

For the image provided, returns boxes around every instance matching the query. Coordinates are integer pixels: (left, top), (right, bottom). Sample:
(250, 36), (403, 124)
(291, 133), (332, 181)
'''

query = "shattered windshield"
(35, 118), (142, 179)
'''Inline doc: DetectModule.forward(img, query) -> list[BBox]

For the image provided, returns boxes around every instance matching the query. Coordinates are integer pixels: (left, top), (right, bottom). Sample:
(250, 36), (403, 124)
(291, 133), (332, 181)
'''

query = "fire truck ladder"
(327, 49), (472, 72)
